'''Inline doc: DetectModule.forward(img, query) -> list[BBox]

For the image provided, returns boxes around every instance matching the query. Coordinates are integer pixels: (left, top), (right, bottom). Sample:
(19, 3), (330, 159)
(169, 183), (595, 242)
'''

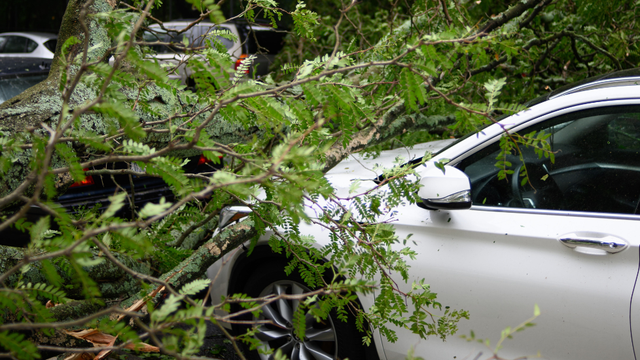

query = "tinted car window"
(25, 39), (37, 53)
(1, 36), (28, 53)
(457, 106), (640, 214)
(43, 39), (57, 53)
(0, 58), (51, 104)
(238, 26), (285, 54)
(608, 116), (640, 151)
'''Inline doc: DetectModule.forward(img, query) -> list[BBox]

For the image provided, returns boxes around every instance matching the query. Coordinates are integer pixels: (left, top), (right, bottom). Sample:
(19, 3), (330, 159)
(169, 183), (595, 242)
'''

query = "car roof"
(526, 68), (640, 107)
(0, 57), (51, 78)
(0, 32), (58, 42)
(438, 81), (640, 164)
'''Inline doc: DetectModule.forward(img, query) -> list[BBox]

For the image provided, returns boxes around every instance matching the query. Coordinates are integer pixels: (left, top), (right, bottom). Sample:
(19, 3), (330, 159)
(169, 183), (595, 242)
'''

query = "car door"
(380, 104), (640, 360)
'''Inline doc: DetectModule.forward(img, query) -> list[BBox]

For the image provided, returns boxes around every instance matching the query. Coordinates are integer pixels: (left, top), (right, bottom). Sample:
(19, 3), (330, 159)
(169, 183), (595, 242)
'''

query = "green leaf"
(180, 279), (211, 296)
(484, 78), (507, 112)
(90, 102), (145, 141)
(151, 294), (181, 322)
(41, 260), (64, 288)
(0, 331), (39, 360)
(101, 193), (128, 219)
(138, 197), (172, 218)
(29, 216), (50, 243)
(55, 142), (84, 183)
(126, 51), (169, 83)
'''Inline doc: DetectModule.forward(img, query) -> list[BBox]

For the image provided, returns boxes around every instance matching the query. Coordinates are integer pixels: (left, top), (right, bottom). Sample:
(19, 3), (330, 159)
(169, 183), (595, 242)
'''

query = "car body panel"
(381, 89), (640, 359)
(323, 139), (455, 198)
(381, 200), (638, 360)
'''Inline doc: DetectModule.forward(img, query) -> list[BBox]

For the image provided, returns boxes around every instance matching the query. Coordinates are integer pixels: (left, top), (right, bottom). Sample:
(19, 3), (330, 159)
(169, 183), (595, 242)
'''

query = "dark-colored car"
(0, 57), (222, 247)
(3, 155), (221, 247)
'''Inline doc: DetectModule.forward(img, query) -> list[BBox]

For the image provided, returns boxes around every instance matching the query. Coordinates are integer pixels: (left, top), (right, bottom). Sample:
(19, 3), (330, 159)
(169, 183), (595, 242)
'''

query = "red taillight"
(234, 54), (250, 74)
(70, 169), (95, 188)
(197, 155), (211, 166)
(197, 154), (224, 166)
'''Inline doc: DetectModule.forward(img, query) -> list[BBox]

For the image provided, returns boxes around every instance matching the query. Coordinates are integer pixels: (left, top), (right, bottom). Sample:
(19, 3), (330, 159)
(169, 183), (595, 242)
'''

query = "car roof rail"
(549, 76), (640, 100)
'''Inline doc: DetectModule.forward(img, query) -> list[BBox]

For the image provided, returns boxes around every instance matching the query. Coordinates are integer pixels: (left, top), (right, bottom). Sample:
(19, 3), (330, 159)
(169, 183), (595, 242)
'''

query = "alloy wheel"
(255, 280), (337, 360)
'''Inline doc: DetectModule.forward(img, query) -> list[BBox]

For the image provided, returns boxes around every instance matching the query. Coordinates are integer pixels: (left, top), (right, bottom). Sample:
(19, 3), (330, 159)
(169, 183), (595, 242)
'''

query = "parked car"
(0, 57), (51, 105)
(208, 70), (640, 360)
(2, 153), (222, 248)
(0, 32), (57, 59)
(0, 56), (223, 248)
(0, 57), (221, 246)
(142, 20), (285, 85)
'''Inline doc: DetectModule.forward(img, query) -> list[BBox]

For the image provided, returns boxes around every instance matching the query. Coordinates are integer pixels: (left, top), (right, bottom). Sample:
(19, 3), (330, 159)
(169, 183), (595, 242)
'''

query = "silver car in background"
(0, 32), (57, 59)
(142, 21), (285, 85)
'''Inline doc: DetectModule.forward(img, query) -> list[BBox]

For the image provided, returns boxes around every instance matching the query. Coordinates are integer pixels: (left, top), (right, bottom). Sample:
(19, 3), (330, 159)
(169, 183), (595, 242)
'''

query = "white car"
(0, 32), (57, 59)
(208, 71), (640, 360)
(142, 21), (284, 85)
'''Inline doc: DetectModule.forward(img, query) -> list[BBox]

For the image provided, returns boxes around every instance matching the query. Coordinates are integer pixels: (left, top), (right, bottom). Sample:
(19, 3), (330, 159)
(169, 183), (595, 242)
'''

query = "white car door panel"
(379, 104), (640, 359)
(381, 206), (639, 360)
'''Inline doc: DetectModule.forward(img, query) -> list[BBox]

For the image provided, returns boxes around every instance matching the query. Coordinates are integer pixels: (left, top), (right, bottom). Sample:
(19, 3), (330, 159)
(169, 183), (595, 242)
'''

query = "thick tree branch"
(477, 0), (547, 34)
(323, 103), (455, 172)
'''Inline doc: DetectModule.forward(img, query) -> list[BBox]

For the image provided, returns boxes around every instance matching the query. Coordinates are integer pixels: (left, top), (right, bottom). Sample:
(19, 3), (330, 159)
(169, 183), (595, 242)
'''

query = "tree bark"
(9, 220), (255, 354)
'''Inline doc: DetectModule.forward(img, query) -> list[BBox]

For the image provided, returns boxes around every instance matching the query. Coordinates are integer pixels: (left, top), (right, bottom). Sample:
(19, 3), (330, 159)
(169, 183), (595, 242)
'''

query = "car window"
(43, 39), (56, 53)
(199, 25), (234, 51)
(238, 26), (285, 55)
(608, 116), (640, 150)
(1, 36), (29, 53)
(144, 28), (187, 54)
(25, 38), (38, 53)
(457, 106), (640, 214)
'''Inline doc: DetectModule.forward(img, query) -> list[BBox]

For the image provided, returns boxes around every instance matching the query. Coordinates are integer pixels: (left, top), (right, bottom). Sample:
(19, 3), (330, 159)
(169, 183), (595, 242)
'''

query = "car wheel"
(237, 261), (367, 360)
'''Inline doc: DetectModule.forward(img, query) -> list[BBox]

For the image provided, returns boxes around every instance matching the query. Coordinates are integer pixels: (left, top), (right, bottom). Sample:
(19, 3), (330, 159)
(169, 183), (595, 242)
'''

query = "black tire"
(236, 260), (367, 360)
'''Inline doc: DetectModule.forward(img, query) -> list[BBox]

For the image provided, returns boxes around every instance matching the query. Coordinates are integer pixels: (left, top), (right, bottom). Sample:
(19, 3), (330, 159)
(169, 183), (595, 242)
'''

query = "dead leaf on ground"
(63, 328), (159, 360)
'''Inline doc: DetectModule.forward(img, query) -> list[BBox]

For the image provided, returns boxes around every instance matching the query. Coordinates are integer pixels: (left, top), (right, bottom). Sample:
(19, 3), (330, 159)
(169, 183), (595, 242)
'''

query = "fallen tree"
(0, 0), (635, 358)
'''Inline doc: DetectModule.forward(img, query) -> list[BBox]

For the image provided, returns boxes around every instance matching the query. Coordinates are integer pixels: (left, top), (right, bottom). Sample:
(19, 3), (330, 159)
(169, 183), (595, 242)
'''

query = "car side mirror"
(417, 164), (471, 210)
(218, 206), (252, 230)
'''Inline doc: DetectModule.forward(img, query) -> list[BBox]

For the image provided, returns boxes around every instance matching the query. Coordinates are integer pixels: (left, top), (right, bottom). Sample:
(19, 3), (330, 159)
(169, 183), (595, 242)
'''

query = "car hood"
(323, 139), (456, 196)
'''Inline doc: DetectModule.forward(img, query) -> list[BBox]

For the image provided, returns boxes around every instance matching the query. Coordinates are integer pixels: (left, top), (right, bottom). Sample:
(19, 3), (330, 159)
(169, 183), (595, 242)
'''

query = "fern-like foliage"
(484, 77), (507, 113)
(179, 279), (211, 296)
(0, 331), (40, 360)
(17, 282), (69, 305)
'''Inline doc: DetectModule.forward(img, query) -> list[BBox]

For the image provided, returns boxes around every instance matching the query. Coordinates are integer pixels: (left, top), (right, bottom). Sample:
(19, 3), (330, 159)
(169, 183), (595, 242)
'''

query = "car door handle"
(559, 233), (628, 254)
